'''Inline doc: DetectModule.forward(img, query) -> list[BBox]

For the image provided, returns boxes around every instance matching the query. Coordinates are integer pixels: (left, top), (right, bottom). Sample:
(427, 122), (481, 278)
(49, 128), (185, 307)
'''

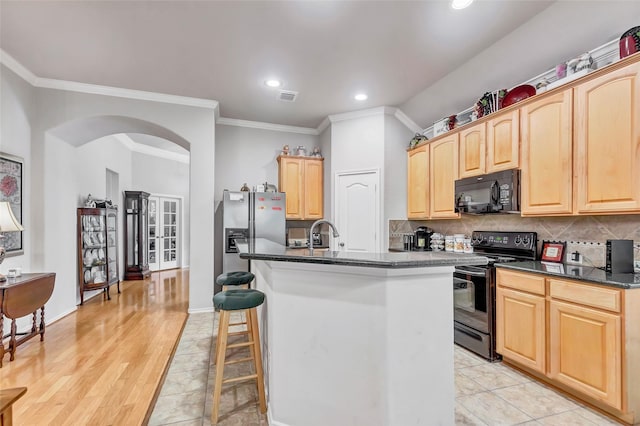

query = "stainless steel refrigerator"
(222, 190), (286, 273)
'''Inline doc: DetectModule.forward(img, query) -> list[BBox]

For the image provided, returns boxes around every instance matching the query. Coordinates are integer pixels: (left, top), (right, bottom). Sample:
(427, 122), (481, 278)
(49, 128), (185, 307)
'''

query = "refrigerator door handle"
(248, 192), (255, 239)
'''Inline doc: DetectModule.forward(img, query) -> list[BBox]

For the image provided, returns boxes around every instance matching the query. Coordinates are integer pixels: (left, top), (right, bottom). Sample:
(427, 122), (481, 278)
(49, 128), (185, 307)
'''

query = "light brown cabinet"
(407, 144), (429, 219)
(574, 61), (640, 214)
(278, 156), (323, 220)
(486, 109), (520, 173)
(429, 135), (459, 219)
(406, 136), (459, 219)
(496, 268), (640, 424)
(458, 110), (520, 178)
(496, 269), (546, 374)
(520, 89), (573, 216)
(549, 299), (622, 409)
(458, 122), (486, 178)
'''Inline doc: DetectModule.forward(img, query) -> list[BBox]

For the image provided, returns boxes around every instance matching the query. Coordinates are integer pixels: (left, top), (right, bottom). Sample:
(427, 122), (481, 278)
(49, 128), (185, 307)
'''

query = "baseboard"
(188, 306), (214, 314)
(47, 306), (78, 325)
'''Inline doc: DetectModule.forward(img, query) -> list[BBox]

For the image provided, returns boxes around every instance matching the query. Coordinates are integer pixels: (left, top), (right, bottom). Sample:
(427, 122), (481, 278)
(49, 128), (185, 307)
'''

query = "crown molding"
(1, 49), (218, 111)
(217, 117), (318, 135)
(393, 109), (422, 134)
(36, 78), (219, 110)
(316, 116), (331, 134)
(0, 49), (37, 85)
(326, 106), (420, 133)
(328, 106), (390, 123)
(113, 134), (190, 164)
(2, 49), (420, 137)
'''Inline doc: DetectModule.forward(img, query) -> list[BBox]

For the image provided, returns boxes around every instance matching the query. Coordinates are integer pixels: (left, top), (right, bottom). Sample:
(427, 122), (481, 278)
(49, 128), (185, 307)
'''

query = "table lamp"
(0, 201), (24, 281)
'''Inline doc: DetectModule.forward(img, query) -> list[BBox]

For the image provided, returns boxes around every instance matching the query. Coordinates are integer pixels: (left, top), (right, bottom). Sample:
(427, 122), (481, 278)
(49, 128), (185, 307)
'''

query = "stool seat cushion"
(214, 289), (265, 311)
(216, 271), (255, 286)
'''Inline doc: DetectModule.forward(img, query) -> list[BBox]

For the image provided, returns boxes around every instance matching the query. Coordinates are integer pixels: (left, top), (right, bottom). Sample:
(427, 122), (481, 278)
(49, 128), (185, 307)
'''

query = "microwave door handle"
(490, 181), (500, 204)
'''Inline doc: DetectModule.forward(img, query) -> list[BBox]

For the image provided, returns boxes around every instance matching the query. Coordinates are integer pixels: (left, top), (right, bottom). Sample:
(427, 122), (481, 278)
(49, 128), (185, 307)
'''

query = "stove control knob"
(514, 235), (522, 245)
(522, 236), (530, 247)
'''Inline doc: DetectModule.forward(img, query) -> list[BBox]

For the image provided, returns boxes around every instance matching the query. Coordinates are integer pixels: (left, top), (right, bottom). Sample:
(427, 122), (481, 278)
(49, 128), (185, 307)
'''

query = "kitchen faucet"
(309, 219), (340, 252)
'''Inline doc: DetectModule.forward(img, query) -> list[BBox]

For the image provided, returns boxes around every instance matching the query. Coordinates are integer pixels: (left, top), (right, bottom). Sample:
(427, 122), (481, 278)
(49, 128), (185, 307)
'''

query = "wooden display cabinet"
(124, 191), (151, 280)
(77, 207), (120, 304)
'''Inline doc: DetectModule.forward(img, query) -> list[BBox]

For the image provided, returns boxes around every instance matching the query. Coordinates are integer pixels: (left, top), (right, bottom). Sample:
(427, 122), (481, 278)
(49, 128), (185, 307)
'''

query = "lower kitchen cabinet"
(496, 268), (640, 424)
(496, 269), (546, 373)
(549, 299), (622, 409)
(496, 286), (545, 374)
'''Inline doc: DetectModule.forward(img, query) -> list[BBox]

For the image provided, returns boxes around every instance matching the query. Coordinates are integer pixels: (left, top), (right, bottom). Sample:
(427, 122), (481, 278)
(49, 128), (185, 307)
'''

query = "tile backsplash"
(389, 214), (640, 267)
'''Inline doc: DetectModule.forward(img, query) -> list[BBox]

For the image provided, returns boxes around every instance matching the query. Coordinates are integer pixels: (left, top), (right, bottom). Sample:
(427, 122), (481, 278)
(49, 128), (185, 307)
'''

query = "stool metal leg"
(212, 310), (230, 424)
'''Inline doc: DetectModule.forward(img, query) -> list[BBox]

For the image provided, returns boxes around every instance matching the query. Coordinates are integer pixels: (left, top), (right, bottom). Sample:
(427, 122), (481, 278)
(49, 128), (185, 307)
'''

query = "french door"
(148, 196), (180, 271)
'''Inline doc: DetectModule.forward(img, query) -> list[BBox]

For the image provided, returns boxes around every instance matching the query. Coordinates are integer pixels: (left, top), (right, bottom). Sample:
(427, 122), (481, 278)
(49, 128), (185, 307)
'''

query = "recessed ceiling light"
(354, 93), (368, 101)
(265, 79), (282, 88)
(451, 0), (474, 10)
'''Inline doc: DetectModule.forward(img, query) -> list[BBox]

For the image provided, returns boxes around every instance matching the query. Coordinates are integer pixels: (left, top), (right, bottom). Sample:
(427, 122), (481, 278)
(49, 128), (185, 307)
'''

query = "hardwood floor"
(0, 269), (190, 425)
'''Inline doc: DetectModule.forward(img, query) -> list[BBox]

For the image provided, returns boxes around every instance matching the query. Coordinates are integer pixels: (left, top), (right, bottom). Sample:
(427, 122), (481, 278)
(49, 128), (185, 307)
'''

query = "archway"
(36, 115), (192, 312)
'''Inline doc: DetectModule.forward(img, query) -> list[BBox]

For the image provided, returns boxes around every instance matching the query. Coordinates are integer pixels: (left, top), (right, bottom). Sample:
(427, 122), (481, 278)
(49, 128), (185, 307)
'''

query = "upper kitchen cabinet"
(278, 156), (323, 220)
(486, 109), (520, 173)
(458, 122), (486, 179)
(520, 89), (573, 216)
(407, 144), (429, 219)
(574, 61), (640, 214)
(458, 109), (519, 179)
(430, 134), (460, 219)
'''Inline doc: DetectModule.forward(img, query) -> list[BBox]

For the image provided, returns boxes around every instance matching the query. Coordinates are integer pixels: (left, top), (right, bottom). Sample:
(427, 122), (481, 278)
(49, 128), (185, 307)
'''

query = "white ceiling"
(0, 0), (555, 129)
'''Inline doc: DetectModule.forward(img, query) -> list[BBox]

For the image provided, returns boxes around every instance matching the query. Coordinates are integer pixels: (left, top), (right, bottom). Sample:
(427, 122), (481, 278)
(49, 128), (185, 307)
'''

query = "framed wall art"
(540, 240), (565, 263)
(0, 152), (24, 256)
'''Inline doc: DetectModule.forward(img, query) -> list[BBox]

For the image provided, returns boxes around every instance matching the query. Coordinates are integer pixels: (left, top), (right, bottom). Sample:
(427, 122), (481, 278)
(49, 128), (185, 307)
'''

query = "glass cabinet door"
(81, 213), (107, 285)
(148, 197), (158, 269)
(78, 207), (120, 304)
(106, 209), (118, 283)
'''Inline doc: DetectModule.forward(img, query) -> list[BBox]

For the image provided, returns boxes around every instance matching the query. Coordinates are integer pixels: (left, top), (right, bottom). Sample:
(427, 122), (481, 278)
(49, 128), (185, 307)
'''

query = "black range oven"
(454, 231), (537, 361)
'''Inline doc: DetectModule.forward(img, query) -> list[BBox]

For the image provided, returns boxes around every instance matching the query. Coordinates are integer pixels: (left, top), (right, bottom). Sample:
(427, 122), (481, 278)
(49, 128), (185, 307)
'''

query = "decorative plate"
(502, 85), (536, 108)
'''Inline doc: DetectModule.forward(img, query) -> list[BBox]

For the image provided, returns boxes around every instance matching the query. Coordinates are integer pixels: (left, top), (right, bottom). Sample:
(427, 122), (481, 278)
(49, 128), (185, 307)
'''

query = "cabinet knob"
(339, 242), (345, 247)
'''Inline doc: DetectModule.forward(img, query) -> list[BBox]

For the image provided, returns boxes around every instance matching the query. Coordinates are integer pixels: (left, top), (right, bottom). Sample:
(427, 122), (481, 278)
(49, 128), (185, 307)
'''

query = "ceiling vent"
(278, 90), (298, 102)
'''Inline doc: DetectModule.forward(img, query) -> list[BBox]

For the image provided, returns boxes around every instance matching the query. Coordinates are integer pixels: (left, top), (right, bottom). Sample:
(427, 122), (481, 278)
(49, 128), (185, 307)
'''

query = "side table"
(0, 273), (56, 367)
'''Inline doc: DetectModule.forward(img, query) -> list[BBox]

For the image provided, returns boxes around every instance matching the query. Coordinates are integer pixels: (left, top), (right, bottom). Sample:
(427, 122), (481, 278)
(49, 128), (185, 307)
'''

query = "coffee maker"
(414, 226), (433, 251)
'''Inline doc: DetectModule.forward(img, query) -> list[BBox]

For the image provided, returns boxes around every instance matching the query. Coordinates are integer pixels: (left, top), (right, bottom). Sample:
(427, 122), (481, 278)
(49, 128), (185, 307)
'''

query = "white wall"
(400, 1), (640, 128)
(318, 126), (332, 219)
(384, 115), (412, 249)
(1, 68), (217, 319)
(131, 150), (190, 267)
(0, 65), (34, 274)
(214, 124), (318, 202)
(330, 111), (385, 250)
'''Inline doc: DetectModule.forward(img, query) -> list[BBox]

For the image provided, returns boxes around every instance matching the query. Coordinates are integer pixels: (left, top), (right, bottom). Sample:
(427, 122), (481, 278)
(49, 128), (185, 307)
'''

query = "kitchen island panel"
(253, 260), (455, 426)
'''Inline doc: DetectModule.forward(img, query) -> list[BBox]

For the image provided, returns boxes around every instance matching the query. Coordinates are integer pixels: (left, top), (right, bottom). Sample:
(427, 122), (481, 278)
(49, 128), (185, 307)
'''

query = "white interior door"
(148, 196), (160, 271)
(335, 170), (380, 252)
(148, 196), (180, 271)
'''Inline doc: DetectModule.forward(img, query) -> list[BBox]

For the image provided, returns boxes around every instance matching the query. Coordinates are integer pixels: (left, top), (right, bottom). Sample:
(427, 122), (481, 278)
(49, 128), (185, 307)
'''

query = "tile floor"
(150, 312), (622, 425)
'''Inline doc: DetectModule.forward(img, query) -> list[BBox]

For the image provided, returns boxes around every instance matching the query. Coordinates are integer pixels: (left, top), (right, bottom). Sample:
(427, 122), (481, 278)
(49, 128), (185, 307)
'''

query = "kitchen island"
(236, 238), (487, 426)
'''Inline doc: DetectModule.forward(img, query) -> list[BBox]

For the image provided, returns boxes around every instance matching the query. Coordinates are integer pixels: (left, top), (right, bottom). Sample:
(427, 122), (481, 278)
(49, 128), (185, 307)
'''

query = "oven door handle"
(454, 266), (487, 277)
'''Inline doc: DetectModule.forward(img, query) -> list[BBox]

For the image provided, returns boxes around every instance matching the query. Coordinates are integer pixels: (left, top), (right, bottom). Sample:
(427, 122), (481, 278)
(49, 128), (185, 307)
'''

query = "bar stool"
(212, 289), (267, 424)
(216, 271), (254, 290)
(213, 271), (255, 364)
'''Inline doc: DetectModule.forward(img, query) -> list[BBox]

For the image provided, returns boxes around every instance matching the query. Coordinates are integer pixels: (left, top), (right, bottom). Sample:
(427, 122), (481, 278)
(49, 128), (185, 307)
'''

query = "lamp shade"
(0, 201), (24, 232)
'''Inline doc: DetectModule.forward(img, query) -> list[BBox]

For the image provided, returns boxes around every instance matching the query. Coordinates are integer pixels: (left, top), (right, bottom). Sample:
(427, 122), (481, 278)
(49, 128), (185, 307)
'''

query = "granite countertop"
(496, 261), (640, 289)
(236, 238), (488, 269)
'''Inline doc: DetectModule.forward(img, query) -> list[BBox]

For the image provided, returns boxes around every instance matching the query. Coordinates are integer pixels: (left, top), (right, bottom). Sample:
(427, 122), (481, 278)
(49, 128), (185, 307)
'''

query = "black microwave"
(455, 169), (520, 214)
